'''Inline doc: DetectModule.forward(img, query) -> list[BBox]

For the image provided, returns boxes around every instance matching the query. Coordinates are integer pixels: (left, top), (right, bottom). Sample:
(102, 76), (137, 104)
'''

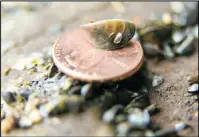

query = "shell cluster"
(80, 19), (136, 50)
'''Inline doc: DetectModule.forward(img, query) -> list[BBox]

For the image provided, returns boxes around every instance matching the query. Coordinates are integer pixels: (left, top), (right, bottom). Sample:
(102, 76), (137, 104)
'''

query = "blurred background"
(1, 2), (198, 136)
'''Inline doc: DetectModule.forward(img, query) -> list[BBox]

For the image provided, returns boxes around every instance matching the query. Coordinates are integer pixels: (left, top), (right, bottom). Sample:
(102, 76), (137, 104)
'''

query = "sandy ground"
(1, 2), (198, 136)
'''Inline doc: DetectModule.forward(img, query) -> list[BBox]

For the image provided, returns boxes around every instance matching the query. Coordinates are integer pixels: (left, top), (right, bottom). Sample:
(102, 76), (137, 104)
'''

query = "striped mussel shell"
(80, 19), (136, 50)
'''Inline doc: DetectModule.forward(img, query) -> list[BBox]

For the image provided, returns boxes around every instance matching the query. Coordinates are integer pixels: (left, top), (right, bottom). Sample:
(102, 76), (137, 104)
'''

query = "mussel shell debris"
(172, 30), (186, 44)
(80, 19), (136, 50)
(163, 43), (175, 59)
(138, 22), (173, 45)
(174, 35), (196, 55)
(143, 43), (163, 57)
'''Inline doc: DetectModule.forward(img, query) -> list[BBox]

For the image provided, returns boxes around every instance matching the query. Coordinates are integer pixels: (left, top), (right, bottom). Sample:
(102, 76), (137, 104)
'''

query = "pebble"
(163, 44), (175, 59)
(102, 105), (123, 123)
(174, 35), (195, 56)
(143, 43), (162, 56)
(19, 87), (33, 100)
(115, 114), (126, 123)
(28, 109), (42, 124)
(162, 12), (172, 24)
(188, 84), (198, 94)
(3, 66), (11, 76)
(24, 98), (40, 114)
(116, 122), (131, 136)
(187, 74), (198, 85)
(62, 77), (73, 91)
(2, 91), (16, 104)
(152, 75), (164, 88)
(145, 130), (155, 137)
(185, 112), (192, 120)
(18, 116), (32, 128)
(81, 83), (93, 99)
(128, 109), (150, 129)
(192, 25), (198, 38)
(172, 30), (186, 44)
(1, 111), (5, 120)
(1, 116), (15, 134)
(175, 122), (188, 131)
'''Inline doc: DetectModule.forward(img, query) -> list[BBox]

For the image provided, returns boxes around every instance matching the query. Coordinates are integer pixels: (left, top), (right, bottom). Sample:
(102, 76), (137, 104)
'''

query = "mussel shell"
(138, 21), (173, 45)
(81, 19), (136, 50)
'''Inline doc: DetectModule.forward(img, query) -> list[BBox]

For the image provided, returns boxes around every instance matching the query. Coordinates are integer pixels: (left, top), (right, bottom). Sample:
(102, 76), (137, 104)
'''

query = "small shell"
(80, 19), (136, 50)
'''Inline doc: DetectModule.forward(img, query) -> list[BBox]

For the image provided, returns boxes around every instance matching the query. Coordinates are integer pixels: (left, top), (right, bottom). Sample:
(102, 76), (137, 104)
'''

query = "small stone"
(185, 112), (192, 120)
(192, 25), (198, 38)
(28, 109), (42, 124)
(3, 66), (11, 76)
(145, 130), (155, 137)
(174, 35), (195, 56)
(1, 111), (5, 119)
(175, 122), (188, 131)
(102, 105), (123, 123)
(18, 117), (32, 128)
(187, 74), (198, 85)
(128, 109), (150, 129)
(163, 44), (175, 59)
(172, 30), (186, 44)
(2, 91), (16, 104)
(115, 114), (126, 123)
(24, 98), (40, 114)
(18, 87), (33, 100)
(116, 122), (131, 136)
(152, 75), (164, 88)
(143, 43), (162, 57)
(162, 12), (172, 24)
(81, 83), (93, 99)
(188, 84), (198, 94)
(1, 116), (15, 134)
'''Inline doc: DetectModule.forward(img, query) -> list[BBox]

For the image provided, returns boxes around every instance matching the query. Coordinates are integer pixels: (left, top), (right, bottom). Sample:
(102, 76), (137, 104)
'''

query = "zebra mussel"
(81, 19), (136, 50)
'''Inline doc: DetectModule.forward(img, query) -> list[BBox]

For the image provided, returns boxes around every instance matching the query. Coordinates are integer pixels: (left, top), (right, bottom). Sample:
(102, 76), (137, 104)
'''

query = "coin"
(52, 28), (144, 82)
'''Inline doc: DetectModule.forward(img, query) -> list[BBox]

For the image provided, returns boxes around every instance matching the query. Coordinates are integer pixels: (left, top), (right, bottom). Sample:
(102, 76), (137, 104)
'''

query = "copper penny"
(52, 28), (144, 82)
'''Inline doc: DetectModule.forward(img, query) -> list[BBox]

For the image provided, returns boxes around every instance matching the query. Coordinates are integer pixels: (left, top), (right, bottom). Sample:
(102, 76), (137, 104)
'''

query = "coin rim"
(52, 36), (144, 83)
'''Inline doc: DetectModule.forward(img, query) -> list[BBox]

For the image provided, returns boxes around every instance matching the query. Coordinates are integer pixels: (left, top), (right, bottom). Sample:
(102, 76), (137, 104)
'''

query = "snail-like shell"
(80, 19), (136, 50)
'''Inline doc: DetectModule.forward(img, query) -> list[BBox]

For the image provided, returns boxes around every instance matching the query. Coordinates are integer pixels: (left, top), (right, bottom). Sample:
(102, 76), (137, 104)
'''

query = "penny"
(52, 28), (144, 82)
